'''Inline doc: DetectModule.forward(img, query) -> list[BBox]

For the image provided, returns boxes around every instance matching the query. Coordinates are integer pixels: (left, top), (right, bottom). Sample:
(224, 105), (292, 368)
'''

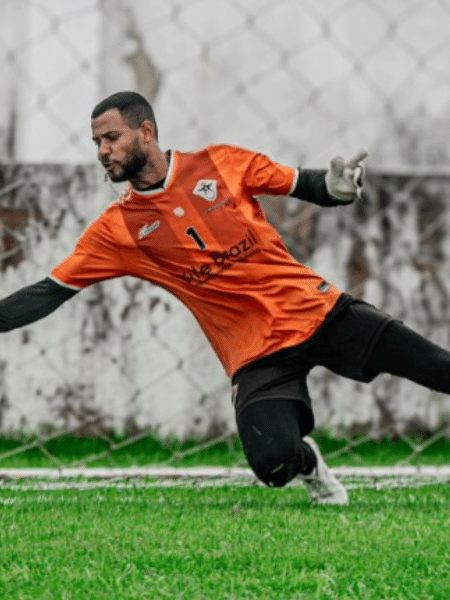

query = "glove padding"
(325, 148), (368, 202)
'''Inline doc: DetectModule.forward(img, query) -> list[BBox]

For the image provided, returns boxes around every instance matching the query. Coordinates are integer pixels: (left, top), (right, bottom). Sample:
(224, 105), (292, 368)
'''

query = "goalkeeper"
(2, 91), (450, 505)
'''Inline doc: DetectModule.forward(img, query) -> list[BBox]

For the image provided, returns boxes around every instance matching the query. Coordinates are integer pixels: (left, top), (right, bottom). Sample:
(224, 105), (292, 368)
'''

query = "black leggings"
(236, 320), (450, 487)
(369, 320), (450, 393)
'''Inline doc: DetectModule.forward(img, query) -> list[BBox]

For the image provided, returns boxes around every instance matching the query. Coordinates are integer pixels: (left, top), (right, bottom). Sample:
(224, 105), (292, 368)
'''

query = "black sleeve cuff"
(291, 169), (353, 207)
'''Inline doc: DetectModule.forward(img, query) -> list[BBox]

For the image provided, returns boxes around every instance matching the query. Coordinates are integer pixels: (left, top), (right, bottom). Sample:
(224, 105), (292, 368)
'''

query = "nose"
(98, 140), (111, 160)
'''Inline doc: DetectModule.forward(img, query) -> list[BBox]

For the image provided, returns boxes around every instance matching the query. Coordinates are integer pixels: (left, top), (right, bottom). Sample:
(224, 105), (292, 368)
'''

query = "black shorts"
(231, 294), (395, 434)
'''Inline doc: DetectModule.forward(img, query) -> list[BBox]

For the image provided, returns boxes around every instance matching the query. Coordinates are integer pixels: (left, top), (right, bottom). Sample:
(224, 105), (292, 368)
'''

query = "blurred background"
(1, 0), (450, 460)
(3, 0), (450, 166)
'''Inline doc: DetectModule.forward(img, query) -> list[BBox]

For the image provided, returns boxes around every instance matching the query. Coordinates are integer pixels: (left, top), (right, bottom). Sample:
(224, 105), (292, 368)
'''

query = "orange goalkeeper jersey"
(51, 144), (342, 377)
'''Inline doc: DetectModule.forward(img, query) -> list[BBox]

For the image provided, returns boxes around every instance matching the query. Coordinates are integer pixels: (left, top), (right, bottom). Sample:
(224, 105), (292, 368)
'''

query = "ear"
(140, 120), (157, 144)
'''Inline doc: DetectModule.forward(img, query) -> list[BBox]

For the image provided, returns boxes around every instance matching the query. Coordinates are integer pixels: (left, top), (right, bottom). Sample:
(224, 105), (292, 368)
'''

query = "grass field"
(1, 435), (450, 599)
(1, 483), (450, 599)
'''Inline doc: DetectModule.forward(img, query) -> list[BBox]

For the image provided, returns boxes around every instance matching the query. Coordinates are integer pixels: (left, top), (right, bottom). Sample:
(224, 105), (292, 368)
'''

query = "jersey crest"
(193, 179), (217, 202)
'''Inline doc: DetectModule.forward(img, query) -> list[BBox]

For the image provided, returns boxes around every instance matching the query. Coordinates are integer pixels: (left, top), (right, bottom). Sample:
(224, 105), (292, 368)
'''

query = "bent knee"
(246, 447), (300, 488)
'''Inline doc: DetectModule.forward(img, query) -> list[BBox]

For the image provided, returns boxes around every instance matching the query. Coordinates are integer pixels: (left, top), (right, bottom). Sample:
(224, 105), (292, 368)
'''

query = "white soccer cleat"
(299, 436), (349, 505)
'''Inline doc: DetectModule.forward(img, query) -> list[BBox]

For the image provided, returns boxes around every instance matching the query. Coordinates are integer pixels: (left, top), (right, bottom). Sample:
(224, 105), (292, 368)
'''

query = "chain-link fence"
(3, 0), (450, 166)
(2, 0), (450, 468)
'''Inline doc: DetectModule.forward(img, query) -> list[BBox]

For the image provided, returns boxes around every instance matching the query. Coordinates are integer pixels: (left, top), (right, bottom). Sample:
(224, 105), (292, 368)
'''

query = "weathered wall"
(1, 164), (450, 439)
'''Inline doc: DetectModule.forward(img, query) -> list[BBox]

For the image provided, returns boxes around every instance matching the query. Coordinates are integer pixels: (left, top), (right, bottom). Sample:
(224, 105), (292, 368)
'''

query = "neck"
(130, 149), (170, 191)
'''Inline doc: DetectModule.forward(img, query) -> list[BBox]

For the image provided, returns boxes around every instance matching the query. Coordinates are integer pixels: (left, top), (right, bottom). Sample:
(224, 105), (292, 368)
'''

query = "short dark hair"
(91, 91), (158, 140)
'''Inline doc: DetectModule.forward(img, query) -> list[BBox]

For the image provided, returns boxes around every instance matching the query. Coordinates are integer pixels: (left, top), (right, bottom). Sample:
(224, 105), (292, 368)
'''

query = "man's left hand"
(325, 148), (368, 202)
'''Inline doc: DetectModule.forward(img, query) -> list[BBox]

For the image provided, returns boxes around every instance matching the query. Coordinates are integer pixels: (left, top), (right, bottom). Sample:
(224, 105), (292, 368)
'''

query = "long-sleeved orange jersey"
(51, 144), (342, 377)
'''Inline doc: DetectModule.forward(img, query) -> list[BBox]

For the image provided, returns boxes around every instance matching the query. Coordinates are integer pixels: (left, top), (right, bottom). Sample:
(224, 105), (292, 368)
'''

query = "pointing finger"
(345, 148), (368, 169)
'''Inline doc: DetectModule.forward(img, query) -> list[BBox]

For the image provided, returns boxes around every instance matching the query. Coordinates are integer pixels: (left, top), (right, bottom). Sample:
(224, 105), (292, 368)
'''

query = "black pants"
(236, 317), (450, 487)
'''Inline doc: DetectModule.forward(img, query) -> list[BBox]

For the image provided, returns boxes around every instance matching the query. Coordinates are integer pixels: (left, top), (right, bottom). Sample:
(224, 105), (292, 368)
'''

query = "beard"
(104, 138), (147, 182)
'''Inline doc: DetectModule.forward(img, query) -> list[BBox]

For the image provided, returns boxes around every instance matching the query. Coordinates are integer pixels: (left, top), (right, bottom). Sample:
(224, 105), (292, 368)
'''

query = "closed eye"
(92, 132), (121, 146)
(106, 132), (120, 141)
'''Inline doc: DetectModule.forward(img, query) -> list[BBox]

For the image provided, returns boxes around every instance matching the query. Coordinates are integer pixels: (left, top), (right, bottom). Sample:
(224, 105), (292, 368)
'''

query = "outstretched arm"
(0, 277), (79, 332)
(291, 149), (367, 207)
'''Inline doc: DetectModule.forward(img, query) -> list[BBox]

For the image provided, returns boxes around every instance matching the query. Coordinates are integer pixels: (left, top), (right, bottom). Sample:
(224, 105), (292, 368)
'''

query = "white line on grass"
(0, 466), (449, 494)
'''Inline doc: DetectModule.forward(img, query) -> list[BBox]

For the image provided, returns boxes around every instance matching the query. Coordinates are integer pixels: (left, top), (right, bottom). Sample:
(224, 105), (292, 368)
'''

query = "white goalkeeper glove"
(325, 148), (368, 202)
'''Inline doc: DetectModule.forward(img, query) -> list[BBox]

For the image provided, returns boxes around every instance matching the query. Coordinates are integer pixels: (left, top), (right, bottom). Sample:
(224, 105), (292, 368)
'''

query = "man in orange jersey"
(2, 92), (450, 505)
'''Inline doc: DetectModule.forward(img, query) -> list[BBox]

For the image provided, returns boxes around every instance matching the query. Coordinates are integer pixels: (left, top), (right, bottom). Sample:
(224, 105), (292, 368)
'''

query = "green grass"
(1, 432), (450, 468)
(0, 434), (244, 468)
(1, 433), (450, 598)
(1, 484), (450, 599)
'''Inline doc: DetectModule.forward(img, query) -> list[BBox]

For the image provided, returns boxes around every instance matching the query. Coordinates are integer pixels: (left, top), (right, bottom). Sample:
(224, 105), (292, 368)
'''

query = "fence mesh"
(1, 0), (450, 472)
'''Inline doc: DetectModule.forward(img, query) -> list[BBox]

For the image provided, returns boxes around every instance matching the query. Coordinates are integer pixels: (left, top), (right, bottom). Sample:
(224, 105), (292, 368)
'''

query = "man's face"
(91, 109), (148, 182)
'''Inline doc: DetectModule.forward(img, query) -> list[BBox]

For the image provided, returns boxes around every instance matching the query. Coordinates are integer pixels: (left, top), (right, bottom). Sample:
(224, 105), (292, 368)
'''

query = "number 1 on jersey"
(185, 226), (207, 250)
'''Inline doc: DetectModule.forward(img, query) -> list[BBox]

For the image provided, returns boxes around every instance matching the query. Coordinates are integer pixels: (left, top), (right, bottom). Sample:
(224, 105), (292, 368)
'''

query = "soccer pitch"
(1, 482), (449, 599)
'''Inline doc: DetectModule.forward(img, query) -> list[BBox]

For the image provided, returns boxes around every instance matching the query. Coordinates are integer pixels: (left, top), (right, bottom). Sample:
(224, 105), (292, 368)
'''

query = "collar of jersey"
(126, 150), (177, 201)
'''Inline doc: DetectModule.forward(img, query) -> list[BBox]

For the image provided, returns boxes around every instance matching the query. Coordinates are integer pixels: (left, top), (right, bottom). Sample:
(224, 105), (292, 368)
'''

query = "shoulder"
(178, 144), (256, 160)
(76, 202), (119, 245)
(203, 144), (260, 173)
(176, 145), (263, 185)
(206, 143), (256, 158)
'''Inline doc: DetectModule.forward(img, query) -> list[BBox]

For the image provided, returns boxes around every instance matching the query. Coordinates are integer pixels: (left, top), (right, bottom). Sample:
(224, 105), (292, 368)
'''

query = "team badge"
(193, 179), (218, 202)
